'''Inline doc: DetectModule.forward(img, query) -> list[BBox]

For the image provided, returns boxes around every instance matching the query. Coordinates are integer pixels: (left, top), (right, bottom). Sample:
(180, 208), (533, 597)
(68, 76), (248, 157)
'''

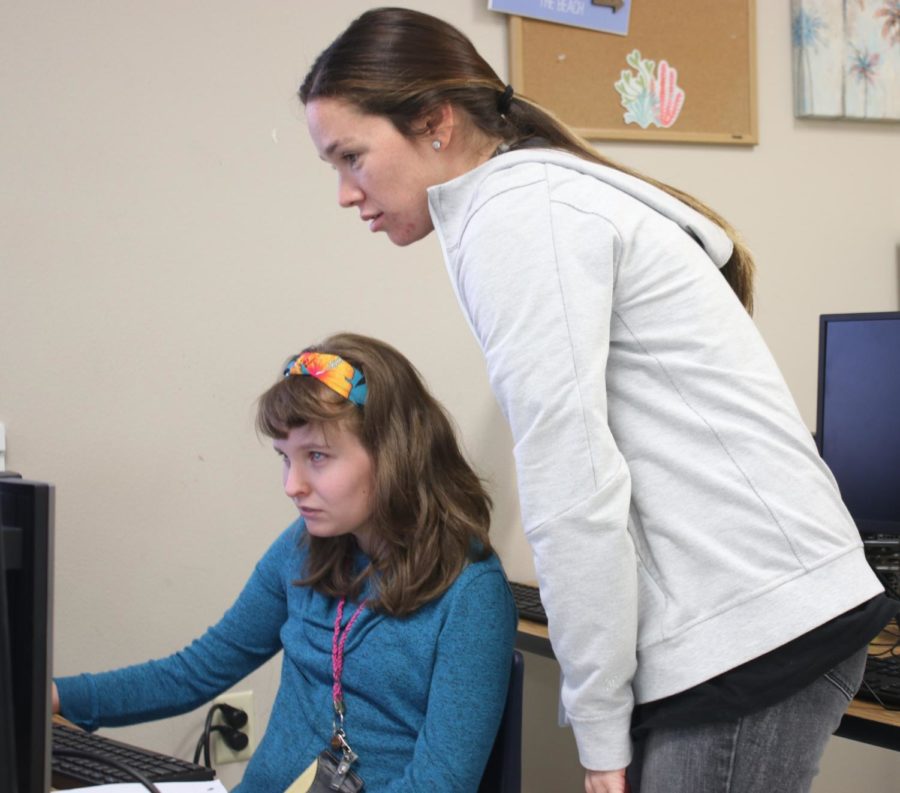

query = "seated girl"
(54, 332), (517, 792)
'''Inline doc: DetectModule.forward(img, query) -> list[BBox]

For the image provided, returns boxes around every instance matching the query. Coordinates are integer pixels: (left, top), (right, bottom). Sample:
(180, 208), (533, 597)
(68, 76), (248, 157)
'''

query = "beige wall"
(1, 2), (897, 790)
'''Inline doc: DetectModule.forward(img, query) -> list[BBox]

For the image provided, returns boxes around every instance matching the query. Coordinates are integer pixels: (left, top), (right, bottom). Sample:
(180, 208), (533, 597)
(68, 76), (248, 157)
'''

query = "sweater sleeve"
(383, 566), (517, 793)
(449, 177), (638, 770)
(55, 526), (298, 731)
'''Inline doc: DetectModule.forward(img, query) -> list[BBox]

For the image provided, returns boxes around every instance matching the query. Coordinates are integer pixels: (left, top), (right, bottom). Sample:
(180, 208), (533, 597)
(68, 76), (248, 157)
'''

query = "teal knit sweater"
(56, 522), (517, 792)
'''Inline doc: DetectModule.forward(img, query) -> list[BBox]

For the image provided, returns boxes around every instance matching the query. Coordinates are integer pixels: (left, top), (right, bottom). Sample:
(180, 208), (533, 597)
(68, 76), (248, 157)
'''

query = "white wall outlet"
(212, 690), (255, 765)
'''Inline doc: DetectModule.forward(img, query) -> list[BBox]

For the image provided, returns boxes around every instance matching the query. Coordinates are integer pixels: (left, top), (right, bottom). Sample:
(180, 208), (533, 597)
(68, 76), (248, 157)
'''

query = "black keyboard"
(864, 537), (900, 598)
(857, 654), (900, 708)
(52, 721), (216, 789)
(876, 569), (900, 599)
(509, 581), (547, 625)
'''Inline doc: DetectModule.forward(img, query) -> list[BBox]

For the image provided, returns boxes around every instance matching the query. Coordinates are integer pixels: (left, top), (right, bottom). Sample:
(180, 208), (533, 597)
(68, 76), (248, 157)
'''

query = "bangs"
(256, 375), (359, 439)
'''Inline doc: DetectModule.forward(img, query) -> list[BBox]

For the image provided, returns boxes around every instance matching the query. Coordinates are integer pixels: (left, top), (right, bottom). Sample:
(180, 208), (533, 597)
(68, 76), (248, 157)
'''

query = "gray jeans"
(628, 645), (868, 793)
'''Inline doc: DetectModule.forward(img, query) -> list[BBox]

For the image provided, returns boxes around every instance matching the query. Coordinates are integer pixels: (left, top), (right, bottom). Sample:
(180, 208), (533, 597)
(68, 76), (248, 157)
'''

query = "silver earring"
(432, 140), (442, 151)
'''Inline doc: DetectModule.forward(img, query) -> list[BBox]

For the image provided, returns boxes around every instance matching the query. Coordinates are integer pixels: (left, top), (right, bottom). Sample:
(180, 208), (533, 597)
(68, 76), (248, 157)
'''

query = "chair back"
(478, 650), (524, 793)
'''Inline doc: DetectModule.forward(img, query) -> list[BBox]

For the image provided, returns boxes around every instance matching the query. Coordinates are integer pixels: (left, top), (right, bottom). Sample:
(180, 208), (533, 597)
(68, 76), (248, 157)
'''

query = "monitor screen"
(0, 475), (54, 793)
(816, 312), (900, 537)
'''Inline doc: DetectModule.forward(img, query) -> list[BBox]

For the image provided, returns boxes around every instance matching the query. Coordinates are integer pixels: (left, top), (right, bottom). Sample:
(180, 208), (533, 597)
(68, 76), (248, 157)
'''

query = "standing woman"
(299, 8), (897, 793)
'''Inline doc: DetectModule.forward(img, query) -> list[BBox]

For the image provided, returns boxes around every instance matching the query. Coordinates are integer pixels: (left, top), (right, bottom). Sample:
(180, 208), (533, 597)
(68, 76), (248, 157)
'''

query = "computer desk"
(516, 619), (900, 752)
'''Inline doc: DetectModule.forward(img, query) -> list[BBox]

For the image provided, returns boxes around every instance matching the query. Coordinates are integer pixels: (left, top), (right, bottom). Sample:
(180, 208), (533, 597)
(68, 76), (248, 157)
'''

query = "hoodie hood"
(428, 147), (734, 269)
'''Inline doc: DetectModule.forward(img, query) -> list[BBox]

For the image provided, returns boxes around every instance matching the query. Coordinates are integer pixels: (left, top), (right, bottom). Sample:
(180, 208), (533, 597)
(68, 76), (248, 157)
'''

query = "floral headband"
(283, 351), (368, 407)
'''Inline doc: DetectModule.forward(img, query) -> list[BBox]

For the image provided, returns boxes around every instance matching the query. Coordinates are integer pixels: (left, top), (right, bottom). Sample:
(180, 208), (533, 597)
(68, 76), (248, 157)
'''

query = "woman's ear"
(421, 102), (456, 148)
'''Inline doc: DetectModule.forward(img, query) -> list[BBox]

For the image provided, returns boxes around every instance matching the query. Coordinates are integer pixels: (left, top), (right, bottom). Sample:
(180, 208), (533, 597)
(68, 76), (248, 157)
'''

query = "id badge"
(306, 749), (364, 793)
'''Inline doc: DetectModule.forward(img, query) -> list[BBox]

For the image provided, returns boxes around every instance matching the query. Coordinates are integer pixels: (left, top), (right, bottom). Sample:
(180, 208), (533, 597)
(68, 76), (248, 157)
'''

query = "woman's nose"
(284, 466), (309, 498)
(338, 175), (363, 208)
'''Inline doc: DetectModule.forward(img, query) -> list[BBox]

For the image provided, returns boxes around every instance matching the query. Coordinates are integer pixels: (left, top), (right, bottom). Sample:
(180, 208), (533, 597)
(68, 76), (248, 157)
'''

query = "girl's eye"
(342, 152), (359, 167)
(310, 451), (327, 463)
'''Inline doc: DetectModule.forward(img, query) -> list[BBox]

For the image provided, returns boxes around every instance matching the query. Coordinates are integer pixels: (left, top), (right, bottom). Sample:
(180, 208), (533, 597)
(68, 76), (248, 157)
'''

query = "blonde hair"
(300, 7), (755, 312)
(256, 333), (493, 616)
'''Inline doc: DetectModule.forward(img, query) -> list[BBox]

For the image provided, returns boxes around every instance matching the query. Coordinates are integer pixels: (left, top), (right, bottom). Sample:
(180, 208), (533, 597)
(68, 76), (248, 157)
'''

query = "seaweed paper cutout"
(614, 49), (685, 129)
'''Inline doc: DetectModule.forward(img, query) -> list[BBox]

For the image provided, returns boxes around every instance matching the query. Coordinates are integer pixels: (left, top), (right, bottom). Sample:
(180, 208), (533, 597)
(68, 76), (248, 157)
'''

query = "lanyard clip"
(332, 698), (346, 739)
(331, 730), (358, 768)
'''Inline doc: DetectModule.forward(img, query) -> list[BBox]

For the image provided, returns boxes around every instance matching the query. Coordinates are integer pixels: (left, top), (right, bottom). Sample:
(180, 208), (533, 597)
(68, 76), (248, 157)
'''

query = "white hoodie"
(427, 149), (882, 770)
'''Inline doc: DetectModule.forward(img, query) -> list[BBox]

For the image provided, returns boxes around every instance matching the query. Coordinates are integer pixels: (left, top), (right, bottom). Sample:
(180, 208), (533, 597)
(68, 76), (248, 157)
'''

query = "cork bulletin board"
(508, 1), (758, 145)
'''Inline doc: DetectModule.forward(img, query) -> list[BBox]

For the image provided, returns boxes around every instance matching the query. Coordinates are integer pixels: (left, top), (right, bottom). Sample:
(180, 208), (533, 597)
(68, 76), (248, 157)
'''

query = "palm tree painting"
(874, 1), (900, 46)
(791, 0), (900, 120)
(848, 46), (881, 115)
(793, 5), (828, 114)
(791, 1), (844, 116)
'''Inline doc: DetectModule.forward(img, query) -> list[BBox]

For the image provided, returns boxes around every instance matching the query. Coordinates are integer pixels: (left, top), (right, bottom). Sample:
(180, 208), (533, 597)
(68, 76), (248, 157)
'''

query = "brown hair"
(256, 332), (493, 616)
(299, 7), (755, 313)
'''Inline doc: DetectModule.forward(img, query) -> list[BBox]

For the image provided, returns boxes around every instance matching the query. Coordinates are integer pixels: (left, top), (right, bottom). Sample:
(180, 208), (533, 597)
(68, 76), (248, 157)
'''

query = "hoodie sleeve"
(440, 169), (639, 771)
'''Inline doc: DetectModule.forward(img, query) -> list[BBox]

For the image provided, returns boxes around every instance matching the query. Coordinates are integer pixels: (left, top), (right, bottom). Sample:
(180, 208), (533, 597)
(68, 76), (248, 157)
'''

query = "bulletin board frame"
(508, 1), (758, 145)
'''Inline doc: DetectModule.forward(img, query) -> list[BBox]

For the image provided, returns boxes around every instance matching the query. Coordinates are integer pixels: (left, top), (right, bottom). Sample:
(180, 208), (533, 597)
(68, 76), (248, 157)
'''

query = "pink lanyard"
(332, 597), (367, 728)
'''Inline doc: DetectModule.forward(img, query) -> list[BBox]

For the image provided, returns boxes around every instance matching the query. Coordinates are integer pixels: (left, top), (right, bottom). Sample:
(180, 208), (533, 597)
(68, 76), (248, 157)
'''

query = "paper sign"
(62, 782), (229, 793)
(489, 0), (632, 36)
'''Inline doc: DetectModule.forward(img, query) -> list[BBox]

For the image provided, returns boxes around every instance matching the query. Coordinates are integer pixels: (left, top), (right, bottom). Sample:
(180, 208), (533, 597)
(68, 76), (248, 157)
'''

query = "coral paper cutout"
(614, 49), (686, 129)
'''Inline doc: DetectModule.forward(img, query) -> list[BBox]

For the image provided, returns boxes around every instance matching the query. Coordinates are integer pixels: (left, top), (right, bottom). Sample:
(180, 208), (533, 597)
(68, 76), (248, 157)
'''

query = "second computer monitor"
(816, 312), (900, 537)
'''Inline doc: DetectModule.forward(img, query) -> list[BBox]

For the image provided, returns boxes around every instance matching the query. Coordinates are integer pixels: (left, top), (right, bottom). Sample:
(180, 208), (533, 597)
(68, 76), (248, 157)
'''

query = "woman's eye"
(342, 152), (359, 167)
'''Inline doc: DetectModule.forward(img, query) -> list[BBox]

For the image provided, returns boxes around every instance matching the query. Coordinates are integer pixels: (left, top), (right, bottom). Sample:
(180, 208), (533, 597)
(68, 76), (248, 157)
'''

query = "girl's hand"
(52, 681), (60, 714)
(584, 768), (628, 793)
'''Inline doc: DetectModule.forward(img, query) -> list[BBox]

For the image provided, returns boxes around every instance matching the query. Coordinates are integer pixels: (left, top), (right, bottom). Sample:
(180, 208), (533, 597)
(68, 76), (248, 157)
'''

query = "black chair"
(478, 650), (524, 793)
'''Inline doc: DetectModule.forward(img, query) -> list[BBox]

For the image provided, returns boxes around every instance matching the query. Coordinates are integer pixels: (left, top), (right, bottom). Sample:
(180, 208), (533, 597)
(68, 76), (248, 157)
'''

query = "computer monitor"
(815, 312), (900, 538)
(0, 474), (54, 793)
